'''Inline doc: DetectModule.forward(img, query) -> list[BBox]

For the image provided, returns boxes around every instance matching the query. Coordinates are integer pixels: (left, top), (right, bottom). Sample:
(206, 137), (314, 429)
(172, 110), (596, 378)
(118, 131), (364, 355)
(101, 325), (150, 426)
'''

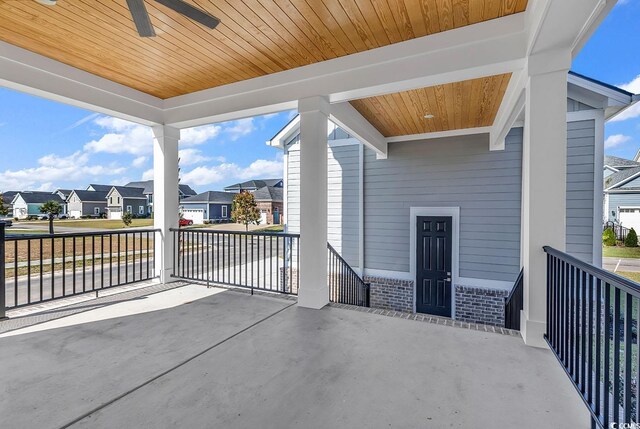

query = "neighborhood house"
(11, 191), (67, 219)
(106, 186), (146, 220)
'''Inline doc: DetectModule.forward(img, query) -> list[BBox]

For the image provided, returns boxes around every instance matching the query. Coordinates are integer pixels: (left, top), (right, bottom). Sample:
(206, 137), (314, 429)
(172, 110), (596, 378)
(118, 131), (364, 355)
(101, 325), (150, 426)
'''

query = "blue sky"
(0, 1), (639, 193)
(573, 0), (640, 158)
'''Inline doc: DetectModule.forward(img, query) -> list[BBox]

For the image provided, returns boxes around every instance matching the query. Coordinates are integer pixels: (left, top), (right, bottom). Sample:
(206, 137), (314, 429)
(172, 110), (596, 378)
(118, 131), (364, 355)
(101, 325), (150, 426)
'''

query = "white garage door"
(109, 210), (122, 220)
(183, 209), (204, 225)
(259, 212), (267, 225)
(69, 210), (82, 219)
(619, 208), (640, 232)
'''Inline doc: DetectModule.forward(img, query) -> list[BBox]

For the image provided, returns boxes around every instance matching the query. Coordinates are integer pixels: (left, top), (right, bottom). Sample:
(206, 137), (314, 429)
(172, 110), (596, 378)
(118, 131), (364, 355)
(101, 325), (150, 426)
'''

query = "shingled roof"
(181, 191), (235, 204)
(15, 191), (65, 204)
(604, 155), (640, 169)
(70, 190), (109, 202)
(124, 180), (197, 196)
(252, 186), (283, 202)
(605, 166), (640, 189)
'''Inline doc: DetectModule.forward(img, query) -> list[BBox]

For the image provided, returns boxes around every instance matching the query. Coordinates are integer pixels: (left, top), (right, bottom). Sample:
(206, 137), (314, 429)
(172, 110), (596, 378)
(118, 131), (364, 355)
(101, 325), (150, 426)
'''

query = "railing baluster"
(614, 288), (622, 424)
(624, 292), (633, 422)
(596, 278), (602, 423)
(62, 237), (66, 296)
(26, 239), (31, 304)
(604, 282), (611, 427)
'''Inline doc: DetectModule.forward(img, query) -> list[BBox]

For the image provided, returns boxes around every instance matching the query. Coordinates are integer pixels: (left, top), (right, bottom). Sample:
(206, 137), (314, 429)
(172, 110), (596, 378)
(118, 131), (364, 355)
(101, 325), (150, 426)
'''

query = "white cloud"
(181, 157), (283, 187)
(0, 151), (125, 191)
(142, 169), (154, 181)
(181, 124), (221, 146)
(132, 156), (147, 168)
(224, 118), (255, 141)
(605, 134), (632, 149)
(610, 75), (640, 122)
(178, 148), (225, 166)
(84, 117), (153, 155)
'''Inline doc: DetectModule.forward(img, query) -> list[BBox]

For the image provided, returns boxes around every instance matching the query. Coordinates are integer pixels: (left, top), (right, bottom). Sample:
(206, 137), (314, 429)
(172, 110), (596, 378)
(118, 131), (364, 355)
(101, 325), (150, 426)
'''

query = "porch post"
(297, 96), (329, 309)
(152, 125), (180, 283)
(521, 51), (570, 347)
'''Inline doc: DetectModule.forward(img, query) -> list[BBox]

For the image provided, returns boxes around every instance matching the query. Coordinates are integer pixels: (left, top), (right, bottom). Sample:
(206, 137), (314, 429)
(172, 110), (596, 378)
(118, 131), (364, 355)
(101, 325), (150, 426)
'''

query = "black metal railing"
(545, 246), (640, 428)
(504, 268), (524, 330)
(328, 243), (370, 307)
(0, 224), (158, 315)
(171, 229), (300, 295)
(604, 221), (632, 242)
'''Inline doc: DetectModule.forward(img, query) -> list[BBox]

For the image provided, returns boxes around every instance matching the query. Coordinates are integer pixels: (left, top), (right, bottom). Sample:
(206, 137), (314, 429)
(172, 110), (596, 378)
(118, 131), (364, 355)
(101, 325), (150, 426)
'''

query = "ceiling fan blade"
(155, 0), (220, 29)
(126, 0), (156, 37)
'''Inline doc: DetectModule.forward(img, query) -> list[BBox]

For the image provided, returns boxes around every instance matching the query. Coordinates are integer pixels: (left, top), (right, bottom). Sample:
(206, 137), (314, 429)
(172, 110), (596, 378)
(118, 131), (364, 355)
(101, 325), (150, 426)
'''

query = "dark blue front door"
(416, 216), (452, 317)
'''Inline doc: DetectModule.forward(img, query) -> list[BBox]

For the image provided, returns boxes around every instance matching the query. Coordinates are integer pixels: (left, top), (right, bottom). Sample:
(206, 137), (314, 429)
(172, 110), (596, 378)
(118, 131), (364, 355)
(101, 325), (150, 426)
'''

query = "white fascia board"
(605, 171), (640, 191)
(163, 14), (527, 128)
(0, 42), (164, 126)
(329, 102), (387, 159)
(490, 69), (526, 151)
(385, 126), (492, 143)
(568, 73), (633, 107)
(527, 0), (612, 58)
(266, 115), (300, 149)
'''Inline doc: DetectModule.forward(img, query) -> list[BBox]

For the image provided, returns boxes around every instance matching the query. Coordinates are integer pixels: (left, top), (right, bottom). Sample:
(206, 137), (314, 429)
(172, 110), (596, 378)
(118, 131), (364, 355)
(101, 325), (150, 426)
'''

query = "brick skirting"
(364, 276), (414, 313)
(454, 284), (509, 327)
(362, 275), (509, 327)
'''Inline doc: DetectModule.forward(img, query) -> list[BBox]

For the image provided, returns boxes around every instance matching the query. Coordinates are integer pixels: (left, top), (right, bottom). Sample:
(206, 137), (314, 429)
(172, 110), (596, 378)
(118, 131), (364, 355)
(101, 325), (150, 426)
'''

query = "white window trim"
(94, 207), (100, 215)
(221, 205), (228, 218)
(409, 207), (460, 318)
(139, 206), (145, 215)
(126, 205), (132, 214)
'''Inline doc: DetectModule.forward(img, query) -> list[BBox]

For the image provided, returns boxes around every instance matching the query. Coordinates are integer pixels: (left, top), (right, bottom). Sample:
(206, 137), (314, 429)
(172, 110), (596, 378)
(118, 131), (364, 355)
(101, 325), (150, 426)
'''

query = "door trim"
(409, 207), (460, 317)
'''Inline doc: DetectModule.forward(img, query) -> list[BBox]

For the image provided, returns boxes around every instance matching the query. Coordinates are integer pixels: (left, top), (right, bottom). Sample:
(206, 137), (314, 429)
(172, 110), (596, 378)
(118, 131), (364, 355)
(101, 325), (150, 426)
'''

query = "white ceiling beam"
(386, 127), (492, 144)
(527, 0), (613, 58)
(0, 42), (164, 126)
(490, 69), (527, 151)
(163, 14), (527, 128)
(329, 102), (387, 159)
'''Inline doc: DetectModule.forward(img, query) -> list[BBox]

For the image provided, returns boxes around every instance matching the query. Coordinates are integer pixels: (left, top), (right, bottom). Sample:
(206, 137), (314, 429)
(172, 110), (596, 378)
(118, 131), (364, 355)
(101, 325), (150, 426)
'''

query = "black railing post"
(0, 222), (6, 319)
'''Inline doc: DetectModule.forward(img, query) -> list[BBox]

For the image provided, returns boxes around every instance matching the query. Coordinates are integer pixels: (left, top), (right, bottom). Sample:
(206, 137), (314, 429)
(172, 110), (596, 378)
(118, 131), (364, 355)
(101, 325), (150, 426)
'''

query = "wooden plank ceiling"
(0, 0), (527, 99)
(350, 74), (512, 136)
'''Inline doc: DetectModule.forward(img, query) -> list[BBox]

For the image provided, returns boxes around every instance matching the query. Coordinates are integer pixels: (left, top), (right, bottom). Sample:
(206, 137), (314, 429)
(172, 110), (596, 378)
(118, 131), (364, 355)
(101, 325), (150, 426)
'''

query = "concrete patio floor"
(0, 284), (589, 428)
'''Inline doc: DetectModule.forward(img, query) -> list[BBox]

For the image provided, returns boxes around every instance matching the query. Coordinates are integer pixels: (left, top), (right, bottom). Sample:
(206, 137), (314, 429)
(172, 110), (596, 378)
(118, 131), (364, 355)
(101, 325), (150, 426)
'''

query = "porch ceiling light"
(36, 0), (57, 5)
(423, 114), (435, 119)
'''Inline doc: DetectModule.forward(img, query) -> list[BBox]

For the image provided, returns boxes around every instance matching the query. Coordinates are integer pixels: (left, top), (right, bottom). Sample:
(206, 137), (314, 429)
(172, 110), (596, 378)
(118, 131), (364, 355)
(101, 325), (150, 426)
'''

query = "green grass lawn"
(603, 245), (640, 259)
(614, 271), (640, 283)
(256, 224), (285, 232)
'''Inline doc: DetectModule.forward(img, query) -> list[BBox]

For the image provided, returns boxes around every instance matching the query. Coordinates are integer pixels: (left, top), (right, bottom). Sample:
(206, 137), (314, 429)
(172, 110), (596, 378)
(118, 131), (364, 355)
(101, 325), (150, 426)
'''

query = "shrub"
(603, 228), (616, 246)
(122, 212), (133, 227)
(625, 228), (638, 247)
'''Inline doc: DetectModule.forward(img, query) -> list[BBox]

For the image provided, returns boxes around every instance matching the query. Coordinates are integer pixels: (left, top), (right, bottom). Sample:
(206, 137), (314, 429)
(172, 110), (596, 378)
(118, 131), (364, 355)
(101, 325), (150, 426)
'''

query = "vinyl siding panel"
(607, 193), (640, 221)
(566, 120), (595, 263)
(285, 142), (361, 267)
(363, 129), (523, 282)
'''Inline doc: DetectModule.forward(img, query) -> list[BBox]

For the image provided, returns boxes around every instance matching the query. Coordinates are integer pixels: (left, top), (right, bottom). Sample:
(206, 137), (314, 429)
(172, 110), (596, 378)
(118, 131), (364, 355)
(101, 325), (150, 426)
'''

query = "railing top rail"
(170, 228), (300, 238)
(5, 228), (161, 240)
(544, 245), (640, 297)
(327, 242), (368, 286)
(505, 268), (523, 303)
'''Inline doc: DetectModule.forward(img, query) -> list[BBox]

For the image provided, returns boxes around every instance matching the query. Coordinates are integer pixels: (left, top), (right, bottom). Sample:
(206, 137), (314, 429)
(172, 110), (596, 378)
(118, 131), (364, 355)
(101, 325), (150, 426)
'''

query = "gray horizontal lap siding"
(364, 130), (523, 282)
(83, 202), (107, 215)
(608, 193), (640, 221)
(286, 143), (360, 267)
(566, 120), (595, 263)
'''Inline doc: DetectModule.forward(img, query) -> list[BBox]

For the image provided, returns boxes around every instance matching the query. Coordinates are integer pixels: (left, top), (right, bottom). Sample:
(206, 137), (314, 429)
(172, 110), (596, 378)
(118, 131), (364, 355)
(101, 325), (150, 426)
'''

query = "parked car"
(0, 217), (12, 227)
(179, 218), (194, 227)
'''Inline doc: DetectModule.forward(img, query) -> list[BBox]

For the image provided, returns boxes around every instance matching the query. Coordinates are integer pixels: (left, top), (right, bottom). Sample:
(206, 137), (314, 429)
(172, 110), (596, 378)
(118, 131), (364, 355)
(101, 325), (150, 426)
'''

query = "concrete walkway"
(603, 256), (640, 272)
(0, 286), (589, 429)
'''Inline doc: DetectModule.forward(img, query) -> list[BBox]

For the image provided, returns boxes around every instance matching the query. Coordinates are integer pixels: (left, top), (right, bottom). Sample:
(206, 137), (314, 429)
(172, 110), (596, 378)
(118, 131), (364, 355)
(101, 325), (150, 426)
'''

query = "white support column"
(152, 125), (180, 284)
(297, 96), (330, 309)
(521, 51), (571, 347)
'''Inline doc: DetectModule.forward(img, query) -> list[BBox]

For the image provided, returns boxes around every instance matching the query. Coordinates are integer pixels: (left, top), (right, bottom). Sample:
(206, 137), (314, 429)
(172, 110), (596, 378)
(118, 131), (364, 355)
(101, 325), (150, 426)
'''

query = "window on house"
(221, 205), (228, 218)
(117, 197), (120, 204)
(94, 207), (100, 215)
(139, 206), (145, 215)
(126, 205), (132, 213)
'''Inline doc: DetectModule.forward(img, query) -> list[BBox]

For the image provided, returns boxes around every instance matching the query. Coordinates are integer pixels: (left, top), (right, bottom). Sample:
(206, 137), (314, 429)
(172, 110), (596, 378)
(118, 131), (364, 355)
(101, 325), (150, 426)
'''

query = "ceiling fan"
(35, 0), (220, 37)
